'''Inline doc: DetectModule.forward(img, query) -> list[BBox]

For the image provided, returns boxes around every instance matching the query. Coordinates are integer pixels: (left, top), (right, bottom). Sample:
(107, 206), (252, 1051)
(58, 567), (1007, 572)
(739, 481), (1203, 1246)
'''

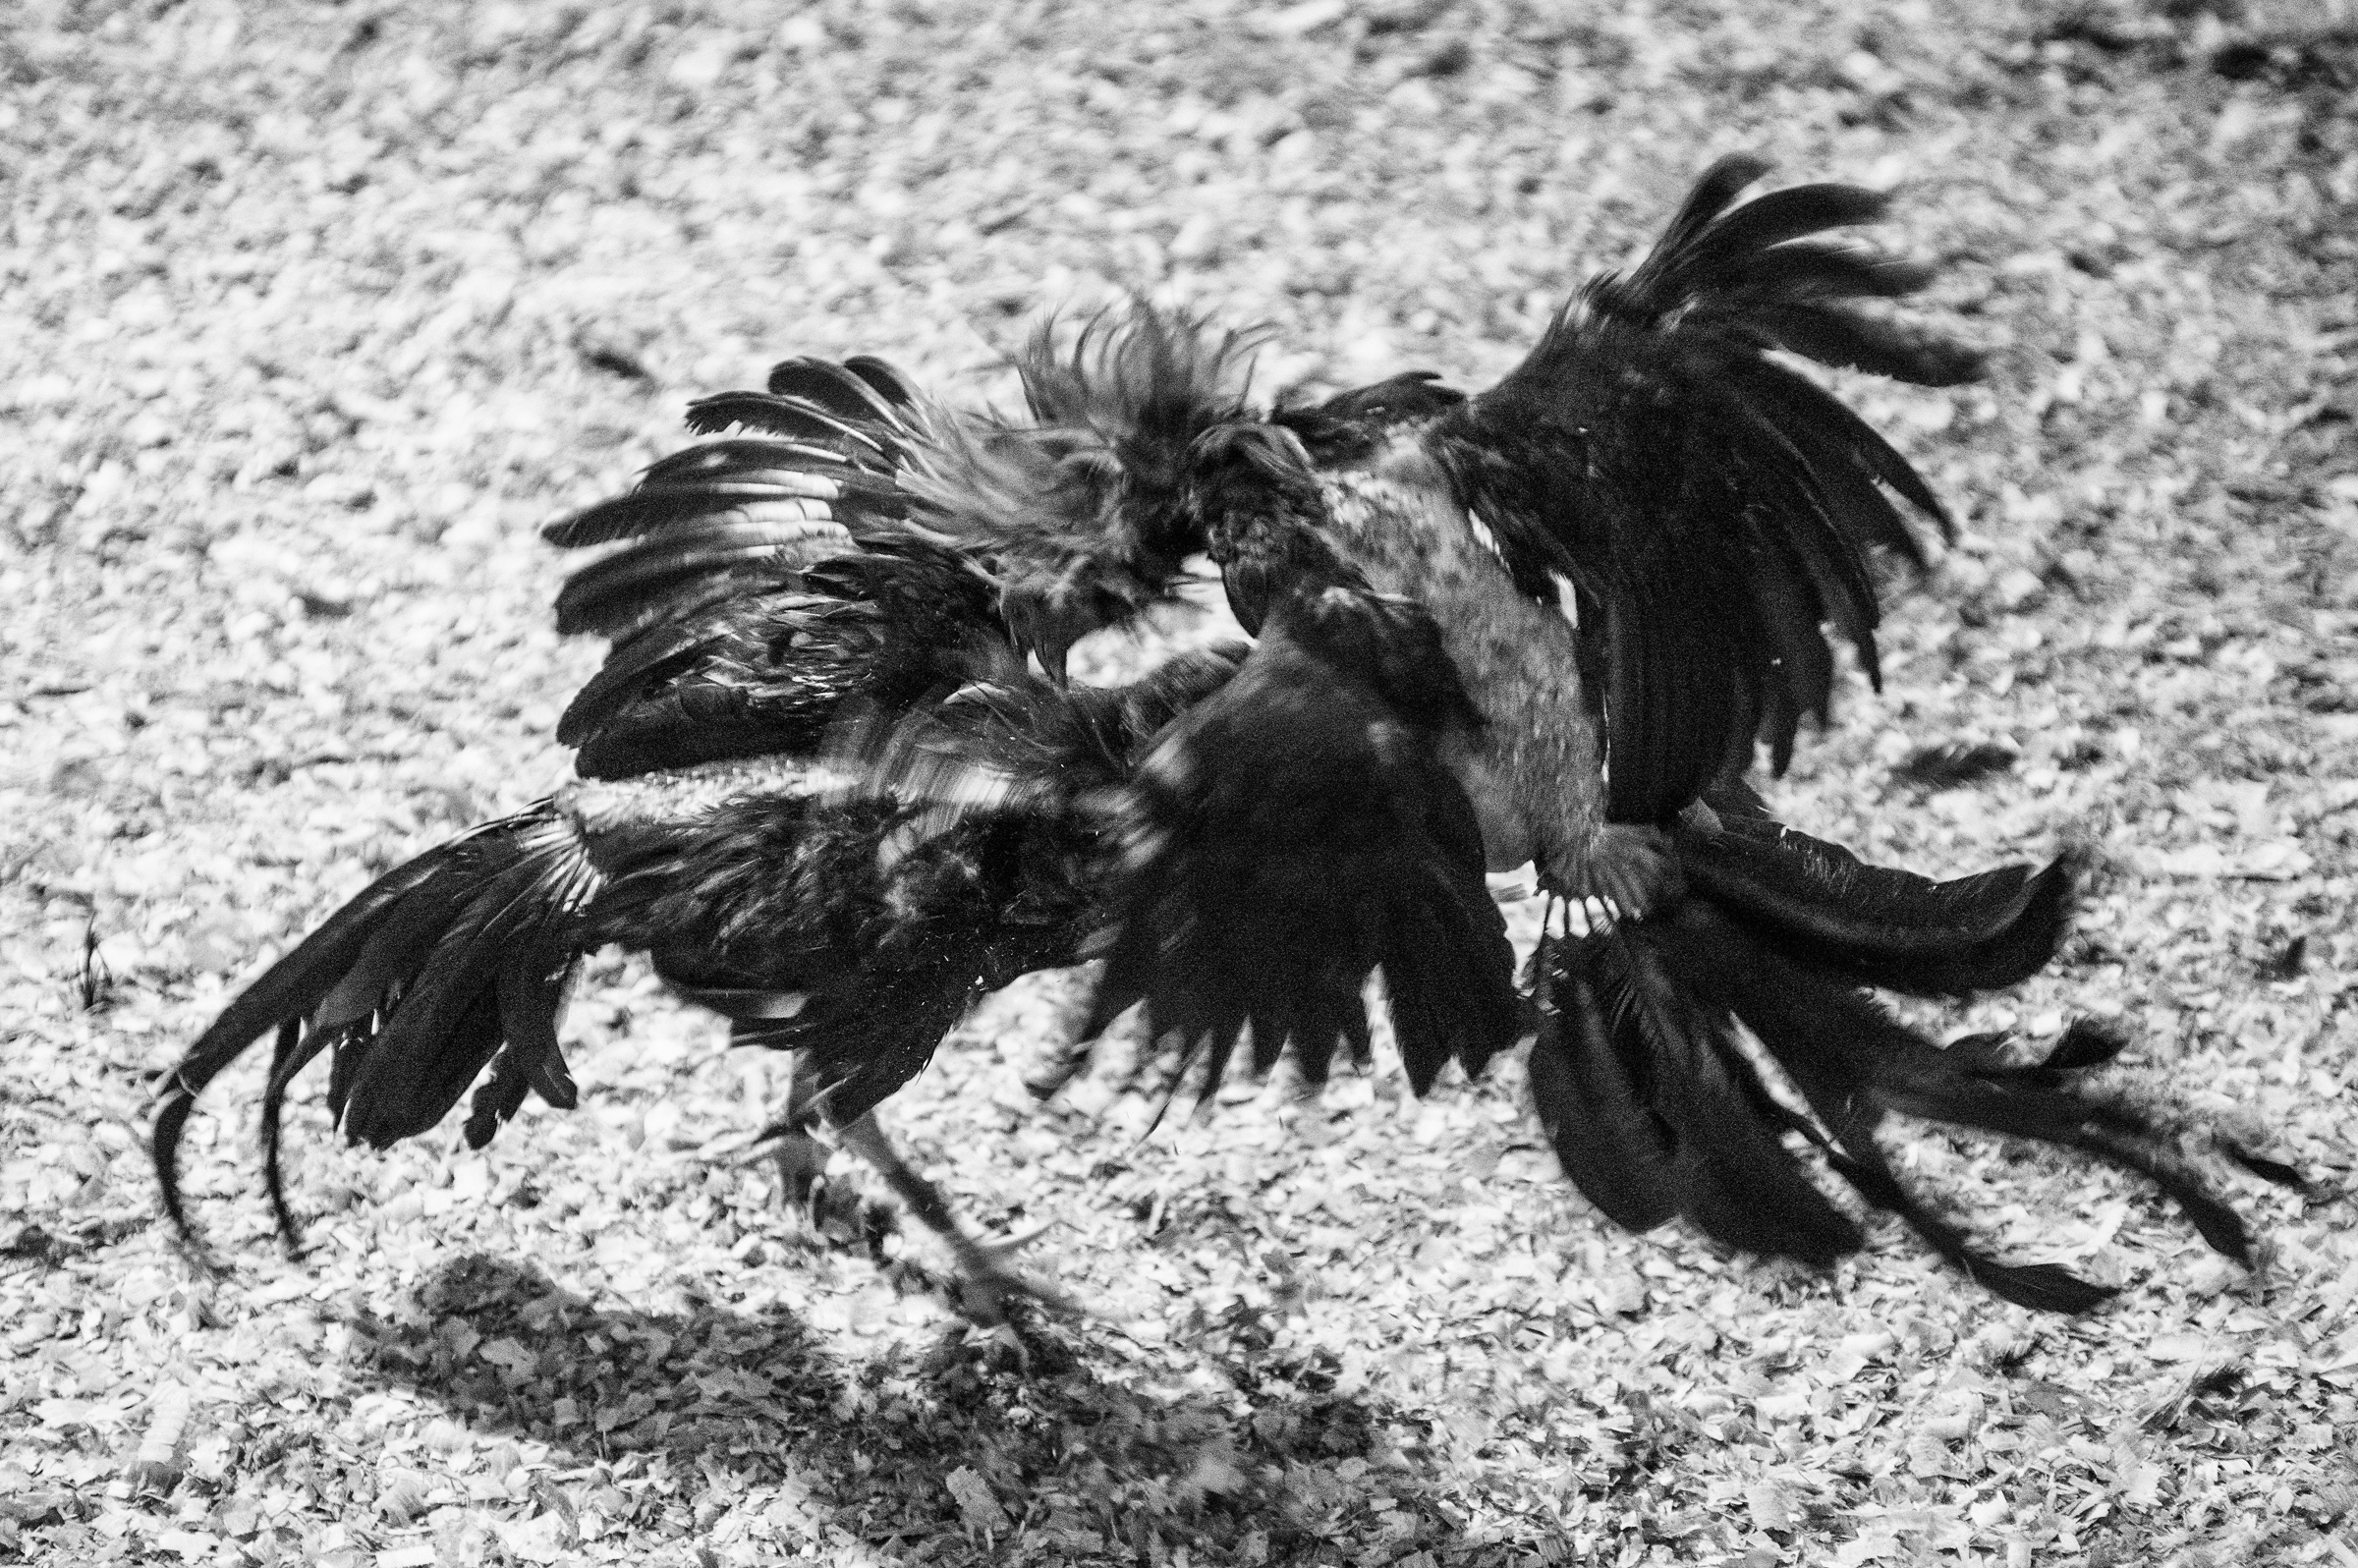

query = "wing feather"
(1431, 155), (1978, 818)
(1084, 587), (1520, 1094)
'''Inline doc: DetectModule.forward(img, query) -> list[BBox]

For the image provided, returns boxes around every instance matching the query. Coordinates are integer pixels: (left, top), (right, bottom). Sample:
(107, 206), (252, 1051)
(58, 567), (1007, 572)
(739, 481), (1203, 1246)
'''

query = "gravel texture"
(3, 1), (2356, 1564)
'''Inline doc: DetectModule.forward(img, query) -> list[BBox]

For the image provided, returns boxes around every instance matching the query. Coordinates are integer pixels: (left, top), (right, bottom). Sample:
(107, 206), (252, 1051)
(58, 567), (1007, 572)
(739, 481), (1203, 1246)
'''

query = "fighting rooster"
(153, 158), (2281, 1321)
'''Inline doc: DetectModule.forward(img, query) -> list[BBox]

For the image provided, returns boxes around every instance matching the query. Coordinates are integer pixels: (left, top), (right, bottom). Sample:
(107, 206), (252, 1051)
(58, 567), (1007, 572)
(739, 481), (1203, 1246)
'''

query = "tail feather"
(1593, 924), (1865, 1266)
(257, 1018), (333, 1250)
(1710, 245), (1937, 304)
(1678, 815), (2075, 996)
(1813, 1125), (2116, 1314)
(1833, 1027), (2260, 1265)
(1529, 853), (2274, 1311)
(1737, 304), (1984, 389)
(2222, 1144), (2309, 1191)
(150, 805), (599, 1247)
(1527, 960), (1681, 1233)
(1665, 914), (2221, 1304)
(337, 982), (508, 1149)
(335, 841), (589, 1147)
(468, 942), (581, 1149)
(163, 830), (489, 1080)
(1941, 1017), (2129, 1083)
(151, 830), (490, 1236)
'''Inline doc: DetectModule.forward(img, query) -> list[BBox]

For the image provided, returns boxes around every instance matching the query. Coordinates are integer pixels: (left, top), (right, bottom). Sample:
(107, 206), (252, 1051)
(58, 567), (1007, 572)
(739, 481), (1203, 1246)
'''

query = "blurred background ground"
(2, 0), (2355, 1563)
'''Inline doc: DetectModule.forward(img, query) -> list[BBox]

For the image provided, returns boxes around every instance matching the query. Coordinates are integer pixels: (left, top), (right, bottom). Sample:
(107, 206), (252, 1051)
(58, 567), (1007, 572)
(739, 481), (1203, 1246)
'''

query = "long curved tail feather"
(152, 805), (599, 1248)
(1530, 816), (2285, 1311)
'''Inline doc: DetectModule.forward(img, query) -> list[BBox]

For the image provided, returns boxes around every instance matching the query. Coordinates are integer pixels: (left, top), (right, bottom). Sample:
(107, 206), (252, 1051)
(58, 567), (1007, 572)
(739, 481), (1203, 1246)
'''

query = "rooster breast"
(1315, 435), (1606, 877)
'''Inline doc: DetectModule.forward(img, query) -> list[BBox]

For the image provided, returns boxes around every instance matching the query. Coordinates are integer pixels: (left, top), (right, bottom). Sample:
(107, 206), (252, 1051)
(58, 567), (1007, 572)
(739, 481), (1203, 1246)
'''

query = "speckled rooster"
(153, 158), (2290, 1323)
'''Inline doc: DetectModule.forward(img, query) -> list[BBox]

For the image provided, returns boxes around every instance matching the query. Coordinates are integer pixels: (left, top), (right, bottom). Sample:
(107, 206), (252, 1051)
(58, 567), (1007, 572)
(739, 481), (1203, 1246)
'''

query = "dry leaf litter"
(3, 1), (2355, 1564)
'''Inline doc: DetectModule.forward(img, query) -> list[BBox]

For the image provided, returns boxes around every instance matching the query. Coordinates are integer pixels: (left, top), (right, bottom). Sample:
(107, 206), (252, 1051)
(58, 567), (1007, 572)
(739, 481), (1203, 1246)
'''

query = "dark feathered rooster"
(154, 158), (2288, 1323)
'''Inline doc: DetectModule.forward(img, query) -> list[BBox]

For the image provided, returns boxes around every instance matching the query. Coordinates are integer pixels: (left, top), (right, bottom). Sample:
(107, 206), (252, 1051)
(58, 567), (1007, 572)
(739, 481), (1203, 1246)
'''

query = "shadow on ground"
(348, 1253), (1482, 1565)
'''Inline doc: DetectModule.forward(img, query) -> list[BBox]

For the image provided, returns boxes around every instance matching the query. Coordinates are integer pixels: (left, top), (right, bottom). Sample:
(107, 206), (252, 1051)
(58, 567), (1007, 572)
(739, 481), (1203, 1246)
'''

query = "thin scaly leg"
(833, 1110), (1080, 1327)
(758, 1046), (1076, 1325)
(765, 1049), (834, 1225)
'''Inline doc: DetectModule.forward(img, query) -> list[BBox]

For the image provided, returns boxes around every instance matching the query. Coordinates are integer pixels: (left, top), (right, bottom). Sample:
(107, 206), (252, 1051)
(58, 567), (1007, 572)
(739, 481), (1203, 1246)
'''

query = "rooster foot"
(1553, 822), (1683, 923)
(938, 1220), (1082, 1330)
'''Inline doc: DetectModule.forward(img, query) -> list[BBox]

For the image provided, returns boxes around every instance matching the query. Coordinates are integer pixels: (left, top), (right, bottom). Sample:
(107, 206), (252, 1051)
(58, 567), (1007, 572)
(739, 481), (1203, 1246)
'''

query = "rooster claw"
(1544, 896), (1622, 939)
(770, 1127), (829, 1207)
(944, 1220), (1083, 1327)
(961, 1320), (1034, 1368)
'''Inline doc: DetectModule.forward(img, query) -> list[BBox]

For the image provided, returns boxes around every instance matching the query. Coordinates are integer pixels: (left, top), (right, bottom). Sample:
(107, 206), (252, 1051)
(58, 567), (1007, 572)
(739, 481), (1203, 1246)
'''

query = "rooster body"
(153, 159), (2289, 1322)
(1316, 438), (1608, 877)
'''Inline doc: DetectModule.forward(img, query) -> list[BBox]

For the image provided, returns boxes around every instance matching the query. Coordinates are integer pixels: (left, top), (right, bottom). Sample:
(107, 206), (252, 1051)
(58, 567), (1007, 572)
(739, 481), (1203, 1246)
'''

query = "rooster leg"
(760, 1050), (844, 1233)
(833, 1111), (1080, 1326)
(1017, 972), (1104, 1103)
(769, 1125), (831, 1220)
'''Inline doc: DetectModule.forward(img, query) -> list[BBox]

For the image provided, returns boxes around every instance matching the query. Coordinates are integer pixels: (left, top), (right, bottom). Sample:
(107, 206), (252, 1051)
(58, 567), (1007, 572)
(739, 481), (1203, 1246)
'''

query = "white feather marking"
(1542, 897), (1621, 941)
(1723, 1017), (1835, 1144)
(1485, 863), (1540, 904)
(560, 756), (867, 836)
(732, 503), (846, 531)
(1551, 572), (1582, 629)
(732, 474), (843, 501)
(1464, 511), (1505, 561)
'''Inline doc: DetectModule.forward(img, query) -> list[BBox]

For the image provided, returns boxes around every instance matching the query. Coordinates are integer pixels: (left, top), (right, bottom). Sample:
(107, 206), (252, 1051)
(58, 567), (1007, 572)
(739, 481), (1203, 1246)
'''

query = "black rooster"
(154, 158), (2283, 1322)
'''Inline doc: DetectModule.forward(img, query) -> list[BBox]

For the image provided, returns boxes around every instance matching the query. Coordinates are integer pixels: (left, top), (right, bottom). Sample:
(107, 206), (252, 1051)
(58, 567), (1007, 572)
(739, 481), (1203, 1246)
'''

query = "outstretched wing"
(541, 353), (1013, 781)
(1431, 155), (1981, 821)
(1084, 585), (1522, 1097)
(545, 312), (1266, 780)
(545, 355), (926, 643)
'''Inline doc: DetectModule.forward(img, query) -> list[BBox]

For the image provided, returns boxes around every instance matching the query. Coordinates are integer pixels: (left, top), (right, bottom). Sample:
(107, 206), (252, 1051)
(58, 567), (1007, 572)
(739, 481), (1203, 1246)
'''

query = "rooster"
(153, 158), (2287, 1323)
